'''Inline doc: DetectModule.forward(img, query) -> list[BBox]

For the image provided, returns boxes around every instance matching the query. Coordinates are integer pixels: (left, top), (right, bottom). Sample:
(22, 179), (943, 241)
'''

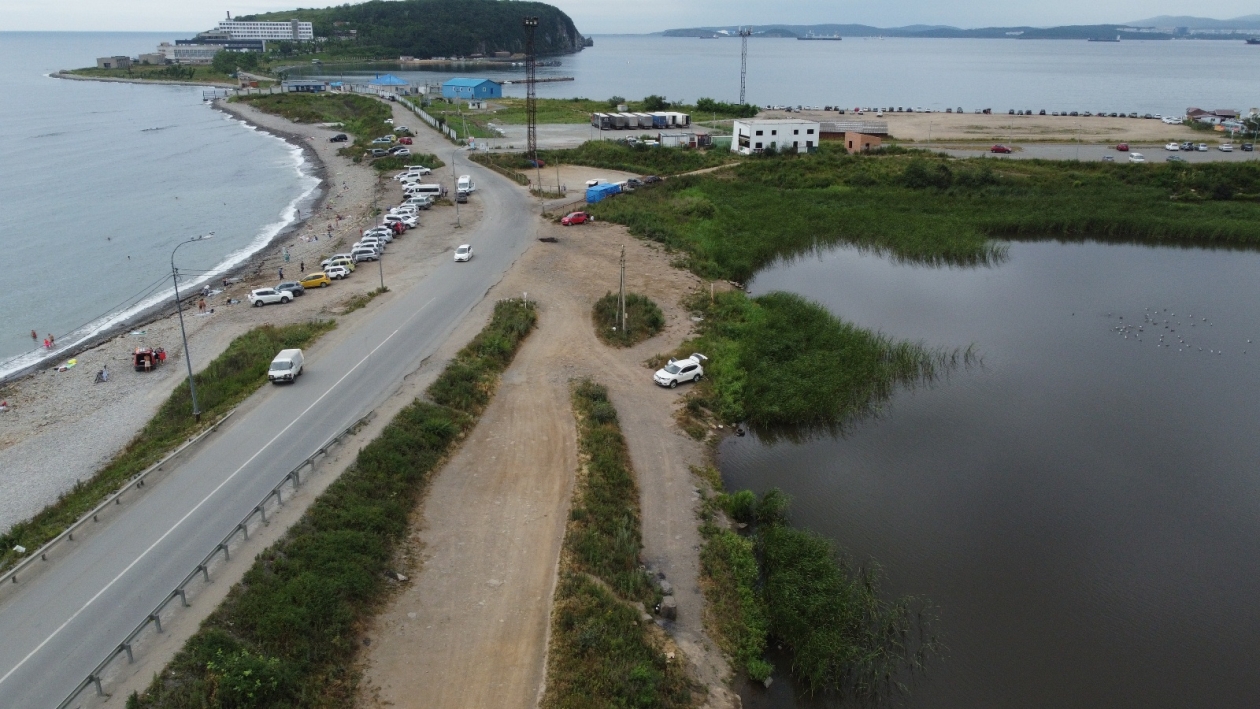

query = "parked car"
(1128, 152), (1145, 163)
(355, 238), (385, 252)
(394, 125), (409, 133)
(390, 147), (411, 157)
(370, 148), (388, 158)
(1102, 156), (1114, 162)
(299, 272), (332, 289)
(404, 166), (432, 176)
(1115, 143), (1129, 152)
(329, 133), (348, 143)
(403, 196), (433, 210)
(653, 353), (707, 389)
(1181, 141), (1195, 151)
(399, 136), (413, 145)
(1164, 142), (1180, 151)
(276, 280), (306, 297)
(990, 144), (1012, 154)
(585, 178), (606, 187)
(321, 254), (356, 270)
(364, 227), (394, 240)
(1220, 143), (1234, 152)
(351, 248), (379, 263)
(383, 118), (394, 125)
(248, 288), (291, 306)
(643, 175), (662, 184)
(268, 349), (304, 384)
(1166, 155), (1186, 162)
(626, 178), (644, 188)
(383, 213), (417, 228)
(454, 244), (473, 262)
(455, 191), (468, 203)
(1197, 143), (1209, 152)
(1243, 143), (1255, 152)
(324, 265), (350, 280)
(561, 211), (592, 226)
(371, 136), (392, 145)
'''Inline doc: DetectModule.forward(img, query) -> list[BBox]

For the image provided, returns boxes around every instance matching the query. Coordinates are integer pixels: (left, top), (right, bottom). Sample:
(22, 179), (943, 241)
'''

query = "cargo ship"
(798, 32), (842, 40)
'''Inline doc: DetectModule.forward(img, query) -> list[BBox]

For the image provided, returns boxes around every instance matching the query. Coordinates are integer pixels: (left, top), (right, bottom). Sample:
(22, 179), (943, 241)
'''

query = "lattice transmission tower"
(523, 16), (540, 172)
(739, 27), (752, 105)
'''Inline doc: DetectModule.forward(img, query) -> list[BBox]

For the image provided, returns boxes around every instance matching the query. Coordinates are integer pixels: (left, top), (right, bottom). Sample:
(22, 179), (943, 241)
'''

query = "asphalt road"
(0, 153), (535, 707)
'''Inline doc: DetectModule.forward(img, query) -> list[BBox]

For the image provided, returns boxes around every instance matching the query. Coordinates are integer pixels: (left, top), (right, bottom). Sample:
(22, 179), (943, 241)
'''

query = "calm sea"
(0, 33), (317, 378)
(298, 34), (1259, 116)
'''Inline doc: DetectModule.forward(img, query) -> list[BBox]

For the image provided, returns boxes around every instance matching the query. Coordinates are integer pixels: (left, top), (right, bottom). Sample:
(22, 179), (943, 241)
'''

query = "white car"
(384, 118), (394, 124)
(401, 166), (431, 177)
(1220, 143), (1234, 152)
(325, 265), (350, 280)
(383, 214), (417, 229)
(585, 179), (606, 187)
(1128, 152), (1145, 163)
(1164, 142), (1180, 151)
(394, 125), (409, 133)
(363, 228), (394, 242)
(454, 244), (473, 262)
(654, 353), (707, 388)
(248, 288), (291, 306)
(354, 240), (385, 253)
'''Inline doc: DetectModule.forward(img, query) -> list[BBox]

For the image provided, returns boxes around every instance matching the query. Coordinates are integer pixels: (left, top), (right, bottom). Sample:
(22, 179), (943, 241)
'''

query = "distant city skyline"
(5, 0), (1260, 34)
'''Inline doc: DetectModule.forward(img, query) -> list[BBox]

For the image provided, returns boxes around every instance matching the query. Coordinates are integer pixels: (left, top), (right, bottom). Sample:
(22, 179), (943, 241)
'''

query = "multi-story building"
(216, 19), (314, 41)
(732, 118), (820, 154)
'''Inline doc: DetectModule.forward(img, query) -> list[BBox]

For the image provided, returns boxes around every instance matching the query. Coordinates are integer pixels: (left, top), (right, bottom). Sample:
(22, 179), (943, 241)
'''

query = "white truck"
(268, 349), (304, 384)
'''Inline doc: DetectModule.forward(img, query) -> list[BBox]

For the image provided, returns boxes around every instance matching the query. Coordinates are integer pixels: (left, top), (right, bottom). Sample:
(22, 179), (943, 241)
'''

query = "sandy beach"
(0, 97), (458, 533)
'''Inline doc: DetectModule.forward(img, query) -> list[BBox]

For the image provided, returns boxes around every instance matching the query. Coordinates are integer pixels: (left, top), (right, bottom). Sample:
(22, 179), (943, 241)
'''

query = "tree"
(211, 49), (259, 75)
(607, 95), (625, 108)
(642, 94), (670, 111)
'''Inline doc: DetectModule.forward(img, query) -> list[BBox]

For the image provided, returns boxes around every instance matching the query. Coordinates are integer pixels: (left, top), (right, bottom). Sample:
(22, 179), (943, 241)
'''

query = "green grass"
(542, 380), (695, 708)
(234, 93), (417, 167)
(698, 522), (772, 682)
(129, 299), (535, 708)
(590, 145), (1260, 282)
(592, 292), (665, 348)
(341, 286), (388, 313)
(68, 65), (238, 84)
(369, 152), (444, 173)
(475, 141), (737, 178)
(679, 290), (958, 429)
(0, 321), (335, 573)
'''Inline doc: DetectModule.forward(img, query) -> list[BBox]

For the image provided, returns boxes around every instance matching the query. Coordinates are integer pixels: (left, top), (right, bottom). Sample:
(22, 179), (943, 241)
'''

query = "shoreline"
(51, 70), (236, 89)
(0, 98), (328, 387)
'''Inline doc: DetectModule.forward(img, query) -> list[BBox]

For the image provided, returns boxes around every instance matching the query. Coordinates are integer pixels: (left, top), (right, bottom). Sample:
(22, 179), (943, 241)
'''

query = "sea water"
(0, 32), (317, 377)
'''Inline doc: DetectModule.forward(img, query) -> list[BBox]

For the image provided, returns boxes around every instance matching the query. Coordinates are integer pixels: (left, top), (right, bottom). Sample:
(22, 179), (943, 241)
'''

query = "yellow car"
(300, 272), (332, 289)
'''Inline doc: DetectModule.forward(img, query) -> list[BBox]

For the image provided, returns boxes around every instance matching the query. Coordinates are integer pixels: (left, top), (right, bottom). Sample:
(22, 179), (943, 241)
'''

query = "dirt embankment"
(358, 215), (737, 706)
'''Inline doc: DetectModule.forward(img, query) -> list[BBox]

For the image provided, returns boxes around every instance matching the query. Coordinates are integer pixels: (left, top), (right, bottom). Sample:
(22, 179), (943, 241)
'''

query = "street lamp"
(171, 233), (214, 423)
(451, 148), (461, 228)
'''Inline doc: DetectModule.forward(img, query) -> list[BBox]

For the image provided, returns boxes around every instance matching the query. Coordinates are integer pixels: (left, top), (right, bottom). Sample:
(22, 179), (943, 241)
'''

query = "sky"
(3, 0), (1257, 34)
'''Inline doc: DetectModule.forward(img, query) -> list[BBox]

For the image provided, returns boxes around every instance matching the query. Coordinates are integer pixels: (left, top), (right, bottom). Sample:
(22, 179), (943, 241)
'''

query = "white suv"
(654, 353), (707, 388)
(248, 288), (291, 306)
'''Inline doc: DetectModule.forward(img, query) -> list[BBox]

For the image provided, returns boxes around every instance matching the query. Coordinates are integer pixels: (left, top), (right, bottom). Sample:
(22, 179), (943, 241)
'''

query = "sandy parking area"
(358, 210), (736, 707)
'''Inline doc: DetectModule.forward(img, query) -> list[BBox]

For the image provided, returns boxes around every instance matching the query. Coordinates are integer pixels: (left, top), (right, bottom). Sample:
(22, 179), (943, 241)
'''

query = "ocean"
(0, 32), (318, 379)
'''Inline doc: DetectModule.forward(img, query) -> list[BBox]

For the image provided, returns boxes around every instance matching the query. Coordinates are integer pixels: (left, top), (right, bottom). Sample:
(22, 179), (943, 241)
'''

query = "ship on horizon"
(1088, 35), (1121, 42)
(798, 31), (842, 40)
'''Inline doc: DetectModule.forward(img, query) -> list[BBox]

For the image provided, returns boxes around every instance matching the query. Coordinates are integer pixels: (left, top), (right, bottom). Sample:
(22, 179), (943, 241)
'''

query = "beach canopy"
(370, 74), (408, 86)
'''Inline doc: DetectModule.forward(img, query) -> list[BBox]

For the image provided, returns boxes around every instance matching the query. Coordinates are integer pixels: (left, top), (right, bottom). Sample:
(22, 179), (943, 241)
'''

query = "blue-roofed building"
(442, 78), (502, 100)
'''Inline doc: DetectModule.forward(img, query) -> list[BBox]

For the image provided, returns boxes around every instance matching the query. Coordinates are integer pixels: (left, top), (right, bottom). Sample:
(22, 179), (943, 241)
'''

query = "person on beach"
(43, 338), (50, 349)
(198, 298), (207, 313)
(48, 333), (54, 347)
(31, 330), (37, 342)
(278, 267), (284, 279)
(300, 261), (305, 272)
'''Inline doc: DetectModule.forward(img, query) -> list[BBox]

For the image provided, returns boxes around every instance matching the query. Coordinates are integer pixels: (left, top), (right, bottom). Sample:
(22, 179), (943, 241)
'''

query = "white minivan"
(406, 183), (444, 198)
(457, 175), (475, 194)
(268, 349), (304, 383)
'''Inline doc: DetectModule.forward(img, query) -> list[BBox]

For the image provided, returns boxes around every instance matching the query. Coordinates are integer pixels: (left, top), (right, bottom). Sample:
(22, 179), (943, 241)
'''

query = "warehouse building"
(441, 78), (503, 100)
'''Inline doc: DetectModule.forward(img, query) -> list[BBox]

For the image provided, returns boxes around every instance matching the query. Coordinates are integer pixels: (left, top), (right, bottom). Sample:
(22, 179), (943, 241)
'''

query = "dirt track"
(358, 213), (737, 707)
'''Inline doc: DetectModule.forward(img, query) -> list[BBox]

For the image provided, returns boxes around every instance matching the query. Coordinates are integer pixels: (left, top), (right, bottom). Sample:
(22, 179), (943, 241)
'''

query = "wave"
(0, 118), (320, 383)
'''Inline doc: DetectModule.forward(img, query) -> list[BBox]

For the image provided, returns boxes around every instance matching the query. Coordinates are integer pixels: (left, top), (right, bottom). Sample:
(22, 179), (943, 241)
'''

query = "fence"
(1, 411), (236, 586)
(399, 98), (461, 143)
(55, 410), (376, 709)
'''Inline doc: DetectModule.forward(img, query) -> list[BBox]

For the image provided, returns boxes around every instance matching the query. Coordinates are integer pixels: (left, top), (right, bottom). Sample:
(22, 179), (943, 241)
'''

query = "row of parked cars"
(246, 270), (336, 307)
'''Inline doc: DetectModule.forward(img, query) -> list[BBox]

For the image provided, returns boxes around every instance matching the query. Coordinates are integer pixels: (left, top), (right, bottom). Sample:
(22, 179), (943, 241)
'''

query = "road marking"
(0, 297), (435, 690)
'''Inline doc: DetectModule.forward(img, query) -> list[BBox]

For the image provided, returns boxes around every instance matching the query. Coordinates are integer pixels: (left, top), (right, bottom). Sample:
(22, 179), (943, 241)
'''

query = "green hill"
(241, 0), (584, 57)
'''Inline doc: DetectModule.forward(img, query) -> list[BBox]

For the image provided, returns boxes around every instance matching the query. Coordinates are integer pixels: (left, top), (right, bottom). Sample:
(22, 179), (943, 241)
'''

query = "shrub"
(592, 292), (666, 347)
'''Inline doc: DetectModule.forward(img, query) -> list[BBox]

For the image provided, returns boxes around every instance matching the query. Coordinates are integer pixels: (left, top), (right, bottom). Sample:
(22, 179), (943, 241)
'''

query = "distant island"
(242, 0), (586, 57)
(662, 15), (1260, 41)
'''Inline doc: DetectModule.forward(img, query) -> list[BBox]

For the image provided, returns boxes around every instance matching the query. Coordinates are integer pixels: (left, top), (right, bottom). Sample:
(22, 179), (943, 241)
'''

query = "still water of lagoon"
(720, 241), (1260, 707)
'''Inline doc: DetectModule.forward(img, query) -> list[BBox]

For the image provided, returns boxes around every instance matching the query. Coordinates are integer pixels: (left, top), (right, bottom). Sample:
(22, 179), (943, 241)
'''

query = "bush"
(591, 292), (666, 347)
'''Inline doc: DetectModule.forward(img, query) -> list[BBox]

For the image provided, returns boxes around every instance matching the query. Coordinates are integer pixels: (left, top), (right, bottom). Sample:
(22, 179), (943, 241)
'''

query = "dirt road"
(359, 213), (737, 706)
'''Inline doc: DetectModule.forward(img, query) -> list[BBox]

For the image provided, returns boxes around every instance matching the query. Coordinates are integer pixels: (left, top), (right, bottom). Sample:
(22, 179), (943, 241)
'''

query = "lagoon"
(721, 240), (1260, 707)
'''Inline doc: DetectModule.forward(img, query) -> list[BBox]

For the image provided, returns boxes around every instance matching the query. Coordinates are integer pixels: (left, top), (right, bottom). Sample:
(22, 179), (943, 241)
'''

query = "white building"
(217, 19), (314, 41)
(732, 118), (820, 154)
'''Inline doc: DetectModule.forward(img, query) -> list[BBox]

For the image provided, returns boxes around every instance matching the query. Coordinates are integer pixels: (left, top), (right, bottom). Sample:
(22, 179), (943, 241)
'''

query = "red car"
(561, 211), (591, 226)
(399, 137), (413, 145)
(990, 144), (1012, 154)
(1115, 143), (1129, 152)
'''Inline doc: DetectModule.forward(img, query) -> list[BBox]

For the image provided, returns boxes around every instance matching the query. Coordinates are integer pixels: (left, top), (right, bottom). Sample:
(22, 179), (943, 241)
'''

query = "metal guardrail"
(55, 410), (375, 709)
(1, 411), (236, 587)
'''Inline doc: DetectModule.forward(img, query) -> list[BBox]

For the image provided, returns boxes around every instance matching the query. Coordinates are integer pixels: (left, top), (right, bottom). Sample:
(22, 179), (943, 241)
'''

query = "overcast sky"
(3, 0), (1255, 34)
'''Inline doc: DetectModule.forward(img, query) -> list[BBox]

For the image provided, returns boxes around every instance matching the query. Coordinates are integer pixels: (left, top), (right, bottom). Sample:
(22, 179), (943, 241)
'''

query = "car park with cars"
(248, 288), (291, 306)
(653, 353), (707, 388)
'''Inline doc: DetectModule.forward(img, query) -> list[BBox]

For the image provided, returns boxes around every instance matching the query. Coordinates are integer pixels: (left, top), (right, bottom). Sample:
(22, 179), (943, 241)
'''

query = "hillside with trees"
(240, 0), (585, 58)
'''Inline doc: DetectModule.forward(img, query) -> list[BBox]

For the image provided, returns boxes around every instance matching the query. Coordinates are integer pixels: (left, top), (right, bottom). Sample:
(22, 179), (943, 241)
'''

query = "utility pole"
(739, 27), (752, 106)
(170, 233), (214, 423)
(451, 148), (461, 228)
(619, 245), (627, 334)
(378, 250), (385, 290)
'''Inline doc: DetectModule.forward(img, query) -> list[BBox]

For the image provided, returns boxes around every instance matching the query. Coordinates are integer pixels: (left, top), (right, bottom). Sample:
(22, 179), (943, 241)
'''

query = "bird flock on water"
(1107, 308), (1251, 356)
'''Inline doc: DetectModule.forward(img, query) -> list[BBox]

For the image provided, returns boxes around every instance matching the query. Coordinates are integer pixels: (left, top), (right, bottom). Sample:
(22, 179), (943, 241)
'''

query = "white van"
(268, 349), (304, 383)
(457, 175), (475, 194)
(406, 183), (444, 198)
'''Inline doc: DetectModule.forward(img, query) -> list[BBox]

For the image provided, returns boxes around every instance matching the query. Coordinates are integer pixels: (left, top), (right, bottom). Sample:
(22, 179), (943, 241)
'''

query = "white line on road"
(0, 297), (434, 690)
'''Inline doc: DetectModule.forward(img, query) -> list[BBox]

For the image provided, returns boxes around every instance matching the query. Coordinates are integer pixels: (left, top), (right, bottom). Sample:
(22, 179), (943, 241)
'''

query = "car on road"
(561, 211), (592, 226)
(455, 190), (468, 203)
(653, 353), (707, 388)
(267, 349), (304, 383)
(276, 280), (307, 297)
(1220, 143), (1234, 152)
(1115, 143), (1129, 152)
(1164, 142), (1180, 151)
(643, 175), (662, 184)
(454, 244), (473, 262)
(1181, 141), (1195, 151)
(370, 148), (388, 158)
(324, 265), (350, 280)
(1243, 143), (1255, 152)
(1128, 152), (1146, 163)
(399, 136), (413, 145)
(990, 144), (1012, 154)
(1166, 155), (1186, 162)
(248, 288), (291, 306)
(299, 272), (332, 289)
(1197, 143), (1209, 152)
(329, 133), (348, 143)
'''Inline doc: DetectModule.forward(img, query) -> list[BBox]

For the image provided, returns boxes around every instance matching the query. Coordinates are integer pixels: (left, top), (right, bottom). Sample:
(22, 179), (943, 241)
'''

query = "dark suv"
(276, 281), (306, 297)
(329, 133), (348, 143)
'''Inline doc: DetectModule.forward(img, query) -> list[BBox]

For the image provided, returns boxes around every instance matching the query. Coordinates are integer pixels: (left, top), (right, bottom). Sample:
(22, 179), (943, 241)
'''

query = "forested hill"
(240, 0), (584, 57)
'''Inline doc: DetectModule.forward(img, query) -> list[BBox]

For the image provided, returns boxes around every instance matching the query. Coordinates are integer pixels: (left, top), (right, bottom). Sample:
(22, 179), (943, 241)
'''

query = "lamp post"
(451, 148), (461, 228)
(171, 233), (214, 423)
